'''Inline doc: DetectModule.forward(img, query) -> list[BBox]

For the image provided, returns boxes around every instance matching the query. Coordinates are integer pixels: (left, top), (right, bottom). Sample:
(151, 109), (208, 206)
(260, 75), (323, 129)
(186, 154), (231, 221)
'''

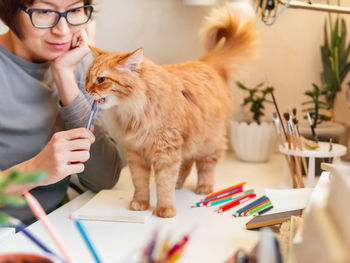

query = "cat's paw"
(175, 180), (184, 189)
(155, 206), (176, 218)
(130, 200), (150, 211)
(195, 184), (213, 195)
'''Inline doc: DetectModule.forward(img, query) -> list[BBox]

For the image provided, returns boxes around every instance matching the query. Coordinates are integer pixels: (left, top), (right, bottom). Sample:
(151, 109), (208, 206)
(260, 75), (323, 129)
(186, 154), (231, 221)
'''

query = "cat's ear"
(119, 48), (143, 72)
(89, 45), (104, 58)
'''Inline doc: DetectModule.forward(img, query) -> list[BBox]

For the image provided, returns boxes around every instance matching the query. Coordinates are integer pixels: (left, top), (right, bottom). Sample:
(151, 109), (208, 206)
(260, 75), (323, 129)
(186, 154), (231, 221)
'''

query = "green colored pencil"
(246, 201), (272, 216)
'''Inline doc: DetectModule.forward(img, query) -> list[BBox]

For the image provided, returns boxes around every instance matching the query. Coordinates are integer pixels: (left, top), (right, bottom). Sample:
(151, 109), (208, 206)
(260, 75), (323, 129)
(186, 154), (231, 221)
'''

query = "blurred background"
(1, 0), (350, 148)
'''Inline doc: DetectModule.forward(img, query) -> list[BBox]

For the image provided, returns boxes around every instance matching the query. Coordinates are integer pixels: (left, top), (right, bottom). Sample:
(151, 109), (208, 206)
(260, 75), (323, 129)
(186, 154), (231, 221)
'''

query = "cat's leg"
(153, 152), (181, 218)
(195, 152), (222, 194)
(176, 159), (194, 189)
(128, 151), (151, 211)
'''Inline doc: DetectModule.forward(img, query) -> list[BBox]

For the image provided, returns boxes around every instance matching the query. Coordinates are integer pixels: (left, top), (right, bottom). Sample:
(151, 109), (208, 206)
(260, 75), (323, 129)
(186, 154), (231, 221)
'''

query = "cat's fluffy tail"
(200, 6), (257, 81)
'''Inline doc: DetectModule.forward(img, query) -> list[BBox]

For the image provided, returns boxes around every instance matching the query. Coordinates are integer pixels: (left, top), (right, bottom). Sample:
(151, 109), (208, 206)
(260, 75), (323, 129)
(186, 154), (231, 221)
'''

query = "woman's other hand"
(52, 21), (96, 106)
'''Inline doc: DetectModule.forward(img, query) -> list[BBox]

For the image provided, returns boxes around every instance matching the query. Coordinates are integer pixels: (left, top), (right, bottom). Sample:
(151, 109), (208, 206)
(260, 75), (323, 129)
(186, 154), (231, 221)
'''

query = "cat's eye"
(97, 77), (106, 84)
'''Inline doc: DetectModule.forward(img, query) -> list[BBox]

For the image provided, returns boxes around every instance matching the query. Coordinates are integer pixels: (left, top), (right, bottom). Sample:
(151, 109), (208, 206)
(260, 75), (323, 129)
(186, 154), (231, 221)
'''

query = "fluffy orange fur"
(85, 7), (257, 218)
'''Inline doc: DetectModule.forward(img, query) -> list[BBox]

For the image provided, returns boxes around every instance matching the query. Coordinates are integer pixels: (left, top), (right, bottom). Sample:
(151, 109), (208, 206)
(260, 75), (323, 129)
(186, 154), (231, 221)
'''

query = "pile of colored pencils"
(139, 231), (190, 263)
(191, 182), (257, 213)
(233, 195), (273, 217)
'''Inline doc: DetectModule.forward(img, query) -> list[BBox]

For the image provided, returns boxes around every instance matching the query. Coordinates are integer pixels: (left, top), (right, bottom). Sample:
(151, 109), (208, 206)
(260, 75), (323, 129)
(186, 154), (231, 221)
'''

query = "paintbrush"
(270, 90), (288, 143)
(305, 108), (317, 142)
(293, 118), (308, 175)
(273, 112), (297, 188)
(284, 112), (304, 187)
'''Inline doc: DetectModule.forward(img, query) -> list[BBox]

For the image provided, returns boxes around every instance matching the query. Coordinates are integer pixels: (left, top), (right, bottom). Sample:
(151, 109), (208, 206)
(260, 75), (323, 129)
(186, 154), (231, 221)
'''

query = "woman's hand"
(52, 21), (96, 106)
(29, 128), (95, 186)
(4, 128), (95, 195)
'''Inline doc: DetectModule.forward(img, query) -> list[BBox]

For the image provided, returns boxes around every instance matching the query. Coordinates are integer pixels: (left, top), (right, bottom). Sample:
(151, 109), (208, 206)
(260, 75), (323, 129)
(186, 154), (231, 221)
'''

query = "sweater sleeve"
(58, 59), (125, 192)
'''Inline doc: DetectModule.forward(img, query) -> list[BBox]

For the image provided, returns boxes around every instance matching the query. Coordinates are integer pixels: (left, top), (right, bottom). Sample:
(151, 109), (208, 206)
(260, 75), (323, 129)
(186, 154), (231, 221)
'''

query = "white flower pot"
(230, 120), (277, 162)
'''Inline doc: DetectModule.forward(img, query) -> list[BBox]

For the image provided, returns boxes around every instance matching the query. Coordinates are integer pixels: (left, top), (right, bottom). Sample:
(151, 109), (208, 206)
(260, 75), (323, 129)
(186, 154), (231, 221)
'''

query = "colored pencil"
(253, 205), (273, 216)
(9, 217), (63, 261)
(233, 195), (268, 217)
(207, 189), (254, 207)
(86, 100), (97, 130)
(72, 216), (102, 263)
(191, 187), (243, 207)
(200, 188), (243, 206)
(242, 199), (271, 216)
(216, 193), (256, 213)
(24, 191), (73, 263)
(165, 235), (190, 260)
(245, 201), (272, 216)
(203, 181), (246, 200)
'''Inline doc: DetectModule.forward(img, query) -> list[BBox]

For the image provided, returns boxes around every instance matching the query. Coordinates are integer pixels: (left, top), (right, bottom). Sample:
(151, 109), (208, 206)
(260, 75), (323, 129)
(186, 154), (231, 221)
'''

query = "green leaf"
(301, 100), (314, 105)
(0, 213), (11, 227)
(0, 194), (26, 207)
(10, 170), (47, 184)
(236, 81), (247, 90)
(254, 82), (265, 89)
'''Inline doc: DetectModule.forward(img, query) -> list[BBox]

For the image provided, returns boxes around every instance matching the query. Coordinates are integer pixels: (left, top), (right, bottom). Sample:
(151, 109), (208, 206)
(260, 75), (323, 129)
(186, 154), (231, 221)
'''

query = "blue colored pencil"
(233, 195), (268, 217)
(73, 217), (102, 263)
(10, 218), (63, 261)
(86, 101), (97, 130)
(253, 205), (274, 216)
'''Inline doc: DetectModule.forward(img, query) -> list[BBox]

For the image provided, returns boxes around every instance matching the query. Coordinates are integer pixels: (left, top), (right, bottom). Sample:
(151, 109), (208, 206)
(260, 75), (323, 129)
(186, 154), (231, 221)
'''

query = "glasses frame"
(20, 5), (94, 29)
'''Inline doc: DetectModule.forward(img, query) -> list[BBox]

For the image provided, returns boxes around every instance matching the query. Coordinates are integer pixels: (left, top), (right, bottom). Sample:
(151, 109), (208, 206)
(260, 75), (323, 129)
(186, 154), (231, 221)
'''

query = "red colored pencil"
(216, 193), (256, 213)
(204, 181), (246, 200)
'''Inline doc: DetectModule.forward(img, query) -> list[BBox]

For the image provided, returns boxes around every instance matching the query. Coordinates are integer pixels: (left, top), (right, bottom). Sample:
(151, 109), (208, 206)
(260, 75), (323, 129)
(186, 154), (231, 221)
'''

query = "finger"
(86, 20), (96, 46)
(61, 128), (95, 143)
(71, 32), (79, 48)
(67, 150), (90, 163)
(90, 124), (95, 132)
(67, 163), (85, 175)
(66, 138), (91, 151)
(76, 29), (89, 49)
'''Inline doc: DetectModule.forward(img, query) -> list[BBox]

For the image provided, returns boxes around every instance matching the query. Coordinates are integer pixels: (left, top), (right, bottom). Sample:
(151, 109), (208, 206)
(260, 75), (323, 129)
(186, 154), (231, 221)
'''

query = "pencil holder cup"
(0, 253), (58, 263)
(230, 120), (277, 162)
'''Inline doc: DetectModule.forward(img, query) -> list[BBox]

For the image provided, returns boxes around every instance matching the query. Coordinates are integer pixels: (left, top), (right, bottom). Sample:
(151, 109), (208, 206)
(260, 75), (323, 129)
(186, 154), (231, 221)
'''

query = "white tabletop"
(0, 153), (284, 263)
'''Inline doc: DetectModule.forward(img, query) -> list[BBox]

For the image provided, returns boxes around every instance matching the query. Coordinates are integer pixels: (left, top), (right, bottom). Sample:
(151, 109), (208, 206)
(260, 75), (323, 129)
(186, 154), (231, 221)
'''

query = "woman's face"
(17, 0), (86, 62)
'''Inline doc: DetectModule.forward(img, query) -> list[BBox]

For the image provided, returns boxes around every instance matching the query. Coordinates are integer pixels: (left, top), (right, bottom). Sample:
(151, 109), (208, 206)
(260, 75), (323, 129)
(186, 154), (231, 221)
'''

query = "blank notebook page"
(72, 190), (152, 223)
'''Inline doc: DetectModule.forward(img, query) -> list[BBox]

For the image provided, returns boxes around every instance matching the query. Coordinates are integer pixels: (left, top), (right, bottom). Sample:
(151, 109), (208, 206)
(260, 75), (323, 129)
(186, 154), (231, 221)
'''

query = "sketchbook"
(72, 190), (152, 223)
(245, 209), (303, 230)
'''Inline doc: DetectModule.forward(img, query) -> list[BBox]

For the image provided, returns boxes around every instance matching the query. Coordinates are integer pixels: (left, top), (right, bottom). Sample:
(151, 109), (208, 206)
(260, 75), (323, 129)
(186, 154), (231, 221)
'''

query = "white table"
(0, 153), (284, 263)
(279, 142), (346, 187)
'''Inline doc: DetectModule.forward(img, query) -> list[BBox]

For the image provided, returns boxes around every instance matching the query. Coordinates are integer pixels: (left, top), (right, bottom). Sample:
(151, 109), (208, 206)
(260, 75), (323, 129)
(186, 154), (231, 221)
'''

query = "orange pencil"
(204, 181), (246, 200)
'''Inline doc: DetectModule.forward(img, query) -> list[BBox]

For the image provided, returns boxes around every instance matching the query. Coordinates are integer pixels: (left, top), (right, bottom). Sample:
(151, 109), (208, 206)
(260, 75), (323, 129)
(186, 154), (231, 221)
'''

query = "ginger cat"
(85, 7), (257, 218)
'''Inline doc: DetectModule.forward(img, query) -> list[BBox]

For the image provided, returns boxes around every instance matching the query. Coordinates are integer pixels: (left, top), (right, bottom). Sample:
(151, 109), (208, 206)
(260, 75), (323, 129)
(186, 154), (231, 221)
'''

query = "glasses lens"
(67, 6), (92, 25)
(32, 10), (59, 28)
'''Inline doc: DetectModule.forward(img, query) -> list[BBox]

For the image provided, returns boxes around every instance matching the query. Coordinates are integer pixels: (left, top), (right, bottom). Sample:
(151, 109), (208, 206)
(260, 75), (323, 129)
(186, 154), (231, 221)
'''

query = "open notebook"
(72, 190), (152, 223)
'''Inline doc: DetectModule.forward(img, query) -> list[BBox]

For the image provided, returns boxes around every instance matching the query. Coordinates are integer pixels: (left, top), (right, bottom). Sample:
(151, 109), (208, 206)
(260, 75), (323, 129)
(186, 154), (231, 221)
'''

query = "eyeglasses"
(20, 5), (93, 29)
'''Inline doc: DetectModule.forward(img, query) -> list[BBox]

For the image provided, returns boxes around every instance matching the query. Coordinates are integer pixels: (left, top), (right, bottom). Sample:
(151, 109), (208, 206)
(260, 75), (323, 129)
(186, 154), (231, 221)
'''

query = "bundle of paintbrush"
(271, 109), (307, 188)
(269, 90), (318, 188)
(138, 230), (191, 263)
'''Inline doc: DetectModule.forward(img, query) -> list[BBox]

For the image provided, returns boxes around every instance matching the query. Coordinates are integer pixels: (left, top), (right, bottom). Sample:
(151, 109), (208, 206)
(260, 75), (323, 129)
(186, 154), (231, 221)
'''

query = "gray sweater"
(0, 45), (123, 225)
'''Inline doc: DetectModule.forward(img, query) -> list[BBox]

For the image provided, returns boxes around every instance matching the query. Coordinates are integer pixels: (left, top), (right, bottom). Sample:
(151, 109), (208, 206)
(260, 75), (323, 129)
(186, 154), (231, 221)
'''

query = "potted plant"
(0, 169), (55, 263)
(230, 81), (277, 162)
(300, 10), (349, 144)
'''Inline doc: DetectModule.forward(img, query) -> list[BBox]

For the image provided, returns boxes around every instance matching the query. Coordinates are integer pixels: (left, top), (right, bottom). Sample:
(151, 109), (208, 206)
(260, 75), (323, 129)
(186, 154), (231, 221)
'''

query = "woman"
(0, 0), (124, 225)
